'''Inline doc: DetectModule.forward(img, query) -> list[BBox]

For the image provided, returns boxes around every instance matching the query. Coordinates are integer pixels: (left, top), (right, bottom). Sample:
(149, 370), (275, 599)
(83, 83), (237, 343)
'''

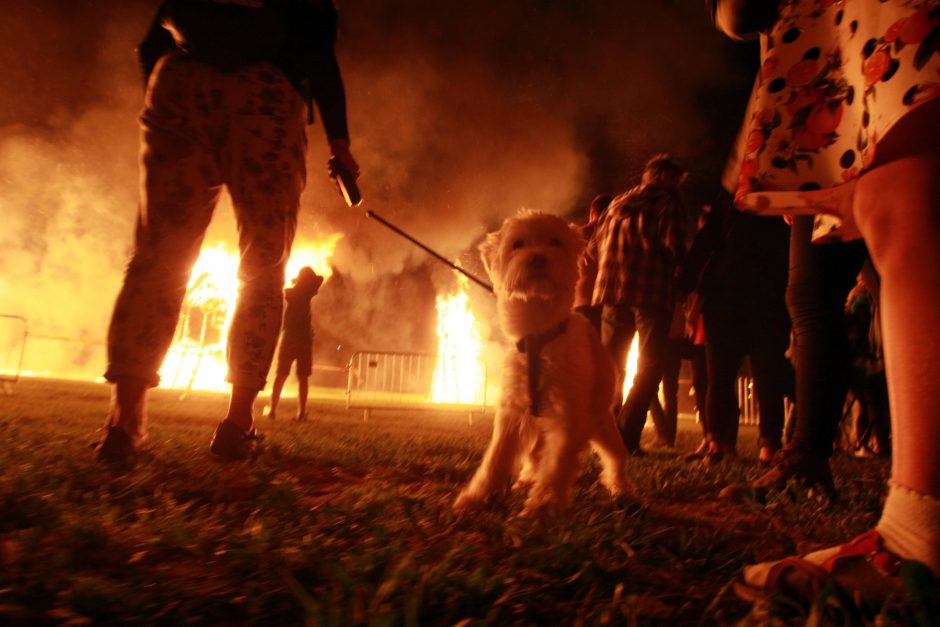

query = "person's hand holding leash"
(328, 138), (361, 206)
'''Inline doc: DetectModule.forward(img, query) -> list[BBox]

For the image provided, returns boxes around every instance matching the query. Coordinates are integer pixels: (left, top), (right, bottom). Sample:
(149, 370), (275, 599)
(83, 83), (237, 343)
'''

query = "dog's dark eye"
(511, 239), (525, 250)
(549, 238), (562, 247)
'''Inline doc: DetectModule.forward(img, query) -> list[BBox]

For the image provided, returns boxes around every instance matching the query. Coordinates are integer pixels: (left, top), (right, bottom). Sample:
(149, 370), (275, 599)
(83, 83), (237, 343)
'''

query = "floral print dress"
(734, 0), (940, 242)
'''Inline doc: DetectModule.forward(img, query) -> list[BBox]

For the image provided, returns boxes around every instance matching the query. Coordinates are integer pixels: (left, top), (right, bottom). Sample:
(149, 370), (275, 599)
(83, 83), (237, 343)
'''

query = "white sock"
(876, 482), (940, 577)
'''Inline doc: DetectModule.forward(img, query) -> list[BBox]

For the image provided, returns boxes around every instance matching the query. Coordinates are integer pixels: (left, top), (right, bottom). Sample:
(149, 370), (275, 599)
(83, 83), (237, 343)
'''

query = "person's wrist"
(329, 138), (351, 153)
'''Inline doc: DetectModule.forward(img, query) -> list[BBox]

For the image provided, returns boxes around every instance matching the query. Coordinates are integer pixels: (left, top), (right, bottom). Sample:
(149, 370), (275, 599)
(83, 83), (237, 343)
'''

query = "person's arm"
(137, 1), (174, 88)
(670, 201), (688, 268)
(303, 2), (360, 182)
(675, 204), (725, 293)
(302, 3), (349, 141)
(707, 0), (781, 41)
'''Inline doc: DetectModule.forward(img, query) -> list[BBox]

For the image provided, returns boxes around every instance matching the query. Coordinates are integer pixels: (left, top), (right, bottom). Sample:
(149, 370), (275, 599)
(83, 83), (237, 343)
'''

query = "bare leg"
(269, 371), (288, 419)
(106, 377), (149, 444)
(744, 99), (940, 589)
(851, 99), (940, 498)
(296, 374), (309, 420)
(224, 385), (259, 432)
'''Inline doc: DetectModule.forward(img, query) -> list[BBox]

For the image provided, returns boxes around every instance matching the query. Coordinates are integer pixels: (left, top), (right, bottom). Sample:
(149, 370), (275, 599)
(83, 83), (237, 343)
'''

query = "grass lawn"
(0, 378), (934, 626)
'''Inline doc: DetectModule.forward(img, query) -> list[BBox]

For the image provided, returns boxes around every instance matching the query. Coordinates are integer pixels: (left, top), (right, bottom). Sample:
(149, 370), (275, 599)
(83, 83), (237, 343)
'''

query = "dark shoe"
(94, 426), (137, 470)
(752, 449), (836, 497)
(721, 449), (837, 501)
(703, 450), (731, 466)
(702, 442), (737, 466)
(209, 420), (262, 461)
(683, 439), (710, 462)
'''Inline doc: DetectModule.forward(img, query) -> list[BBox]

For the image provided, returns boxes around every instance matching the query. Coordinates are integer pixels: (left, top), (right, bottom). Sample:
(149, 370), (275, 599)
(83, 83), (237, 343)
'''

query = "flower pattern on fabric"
(105, 54), (307, 390)
(735, 0), (940, 242)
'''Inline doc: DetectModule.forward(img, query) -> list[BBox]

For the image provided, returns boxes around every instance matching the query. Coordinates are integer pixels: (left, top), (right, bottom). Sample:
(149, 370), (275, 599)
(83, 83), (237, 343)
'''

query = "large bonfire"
(158, 237), (341, 393)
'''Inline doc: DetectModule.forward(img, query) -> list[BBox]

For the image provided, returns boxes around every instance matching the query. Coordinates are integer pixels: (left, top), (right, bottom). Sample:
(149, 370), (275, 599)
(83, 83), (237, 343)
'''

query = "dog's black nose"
(529, 253), (548, 269)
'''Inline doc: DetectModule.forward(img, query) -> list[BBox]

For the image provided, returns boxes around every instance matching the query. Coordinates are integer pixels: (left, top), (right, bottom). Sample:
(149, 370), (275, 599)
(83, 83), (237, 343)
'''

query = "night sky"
(0, 0), (758, 376)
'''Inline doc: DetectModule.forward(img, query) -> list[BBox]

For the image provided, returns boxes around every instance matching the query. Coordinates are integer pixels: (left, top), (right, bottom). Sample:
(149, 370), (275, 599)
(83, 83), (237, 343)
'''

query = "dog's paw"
(604, 474), (636, 497)
(453, 489), (484, 512)
(520, 490), (568, 519)
(519, 500), (564, 521)
(512, 478), (534, 492)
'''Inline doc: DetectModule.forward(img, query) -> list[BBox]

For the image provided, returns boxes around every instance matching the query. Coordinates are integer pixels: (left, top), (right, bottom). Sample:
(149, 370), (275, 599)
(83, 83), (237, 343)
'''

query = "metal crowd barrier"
(736, 374), (795, 436)
(737, 375), (759, 426)
(346, 350), (487, 422)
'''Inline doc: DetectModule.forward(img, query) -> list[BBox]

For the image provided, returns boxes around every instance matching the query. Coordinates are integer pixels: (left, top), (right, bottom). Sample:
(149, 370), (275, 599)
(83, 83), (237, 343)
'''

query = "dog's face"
(481, 210), (583, 301)
(480, 210), (583, 335)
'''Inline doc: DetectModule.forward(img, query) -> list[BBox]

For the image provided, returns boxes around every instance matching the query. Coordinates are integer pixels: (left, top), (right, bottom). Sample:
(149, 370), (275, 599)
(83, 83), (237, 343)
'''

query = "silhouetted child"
(267, 267), (323, 421)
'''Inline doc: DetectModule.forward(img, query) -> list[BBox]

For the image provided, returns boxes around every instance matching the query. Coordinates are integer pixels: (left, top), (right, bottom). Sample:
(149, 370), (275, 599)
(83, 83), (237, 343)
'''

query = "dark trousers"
(703, 301), (792, 449)
(787, 216), (867, 458)
(601, 304), (672, 452)
(649, 338), (708, 445)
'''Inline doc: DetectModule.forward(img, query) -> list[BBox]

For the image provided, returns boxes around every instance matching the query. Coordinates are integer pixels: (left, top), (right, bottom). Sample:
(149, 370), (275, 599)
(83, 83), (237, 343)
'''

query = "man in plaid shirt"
(586, 154), (687, 454)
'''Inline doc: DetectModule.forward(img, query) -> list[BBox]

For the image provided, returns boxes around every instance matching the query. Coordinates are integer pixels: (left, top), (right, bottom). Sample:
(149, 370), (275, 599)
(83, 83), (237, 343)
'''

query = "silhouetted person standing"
(587, 154), (687, 455)
(96, 0), (359, 467)
(574, 193), (613, 331)
(679, 195), (792, 464)
(267, 267), (323, 421)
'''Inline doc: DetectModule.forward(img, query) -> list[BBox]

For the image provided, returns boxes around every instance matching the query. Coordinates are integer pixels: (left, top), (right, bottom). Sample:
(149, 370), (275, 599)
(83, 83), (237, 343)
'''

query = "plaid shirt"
(588, 184), (685, 310)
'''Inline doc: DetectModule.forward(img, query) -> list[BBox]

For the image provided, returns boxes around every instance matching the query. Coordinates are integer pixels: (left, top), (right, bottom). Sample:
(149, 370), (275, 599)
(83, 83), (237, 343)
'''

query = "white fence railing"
(346, 350), (487, 421)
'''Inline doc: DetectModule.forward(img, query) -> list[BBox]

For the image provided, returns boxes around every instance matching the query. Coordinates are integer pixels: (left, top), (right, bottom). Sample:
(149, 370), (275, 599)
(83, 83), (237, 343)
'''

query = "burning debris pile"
(148, 238), (490, 409)
(430, 276), (487, 406)
(158, 238), (341, 394)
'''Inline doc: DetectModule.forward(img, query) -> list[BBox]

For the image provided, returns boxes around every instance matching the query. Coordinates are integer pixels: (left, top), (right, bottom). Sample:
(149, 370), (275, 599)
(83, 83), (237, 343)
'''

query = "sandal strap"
(765, 556), (829, 596)
(820, 530), (902, 577)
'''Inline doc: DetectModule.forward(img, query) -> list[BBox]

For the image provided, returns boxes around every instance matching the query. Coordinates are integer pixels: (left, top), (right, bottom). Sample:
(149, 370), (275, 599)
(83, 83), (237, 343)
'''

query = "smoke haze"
(0, 0), (756, 379)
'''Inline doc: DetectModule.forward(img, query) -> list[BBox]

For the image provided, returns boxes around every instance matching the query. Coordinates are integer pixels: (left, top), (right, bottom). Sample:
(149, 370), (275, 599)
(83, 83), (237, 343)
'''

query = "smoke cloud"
(0, 0), (756, 380)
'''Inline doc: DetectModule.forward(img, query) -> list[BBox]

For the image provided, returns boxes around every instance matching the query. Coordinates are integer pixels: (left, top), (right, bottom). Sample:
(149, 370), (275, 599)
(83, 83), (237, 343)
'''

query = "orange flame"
(622, 331), (640, 398)
(429, 275), (486, 405)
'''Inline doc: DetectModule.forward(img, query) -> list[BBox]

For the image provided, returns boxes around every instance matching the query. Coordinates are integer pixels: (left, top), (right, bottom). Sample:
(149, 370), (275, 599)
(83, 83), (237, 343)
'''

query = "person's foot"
(682, 438), (710, 462)
(209, 420), (263, 461)
(733, 531), (911, 617)
(653, 436), (675, 449)
(94, 426), (137, 471)
(754, 450), (835, 494)
(703, 449), (735, 466)
(758, 445), (777, 465)
(720, 449), (837, 501)
(295, 411), (308, 422)
(262, 404), (277, 420)
(702, 442), (736, 466)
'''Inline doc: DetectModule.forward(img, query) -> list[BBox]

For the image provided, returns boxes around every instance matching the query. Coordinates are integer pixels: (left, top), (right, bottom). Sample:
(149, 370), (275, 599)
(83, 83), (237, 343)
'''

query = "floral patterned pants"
(105, 53), (307, 391)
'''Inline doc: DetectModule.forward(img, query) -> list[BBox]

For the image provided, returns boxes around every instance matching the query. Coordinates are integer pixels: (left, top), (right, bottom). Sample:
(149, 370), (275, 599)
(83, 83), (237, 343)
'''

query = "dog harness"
(515, 317), (569, 416)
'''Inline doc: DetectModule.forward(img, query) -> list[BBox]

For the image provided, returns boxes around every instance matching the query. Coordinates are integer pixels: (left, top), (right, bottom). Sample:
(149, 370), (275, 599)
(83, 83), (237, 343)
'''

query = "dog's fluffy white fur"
(454, 210), (630, 517)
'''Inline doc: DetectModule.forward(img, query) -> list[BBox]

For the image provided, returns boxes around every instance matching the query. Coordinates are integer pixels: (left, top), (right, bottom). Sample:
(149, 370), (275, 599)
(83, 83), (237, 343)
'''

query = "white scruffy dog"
(454, 210), (630, 517)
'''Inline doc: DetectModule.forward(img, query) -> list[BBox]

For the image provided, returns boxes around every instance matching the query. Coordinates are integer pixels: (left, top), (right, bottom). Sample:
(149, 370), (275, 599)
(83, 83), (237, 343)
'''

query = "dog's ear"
(478, 229), (502, 279)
